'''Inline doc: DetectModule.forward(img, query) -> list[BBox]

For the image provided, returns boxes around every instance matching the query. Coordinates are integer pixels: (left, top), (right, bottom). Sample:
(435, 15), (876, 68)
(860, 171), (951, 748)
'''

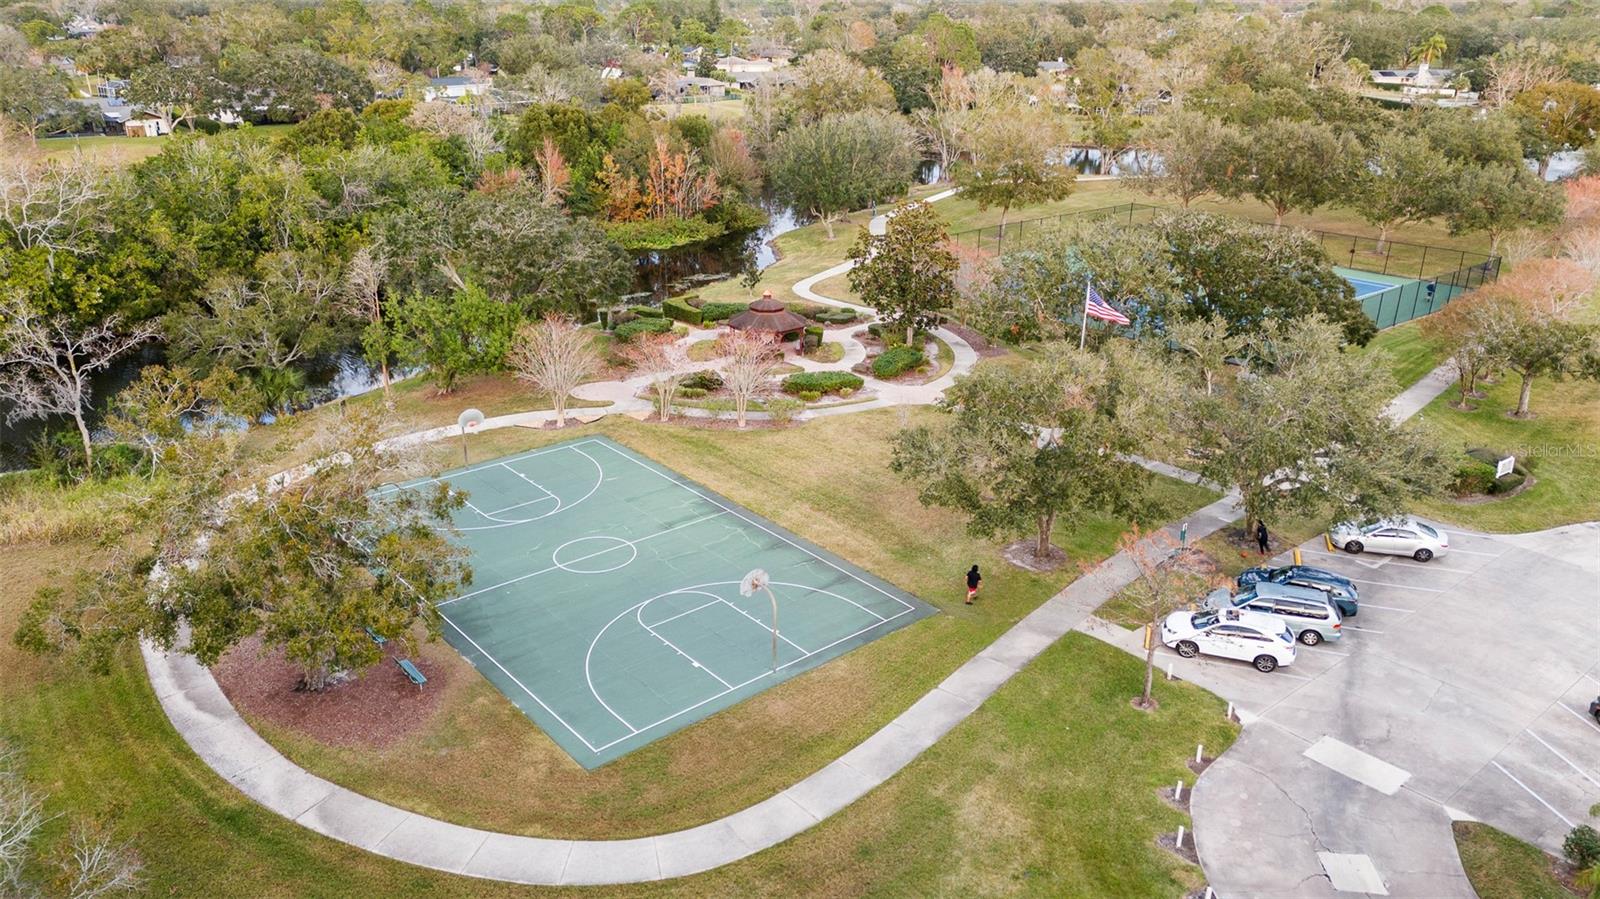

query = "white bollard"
(1174, 779), (1184, 801)
(1204, 888), (1215, 899)
(1176, 824), (1186, 849)
(1227, 701), (1234, 720)
(1167, 662), (1175, 681)
(1196, 743), (1204, 764)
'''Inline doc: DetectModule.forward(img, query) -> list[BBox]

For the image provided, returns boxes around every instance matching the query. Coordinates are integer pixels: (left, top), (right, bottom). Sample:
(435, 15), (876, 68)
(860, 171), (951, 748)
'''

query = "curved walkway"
(142, 183), (1223, 886)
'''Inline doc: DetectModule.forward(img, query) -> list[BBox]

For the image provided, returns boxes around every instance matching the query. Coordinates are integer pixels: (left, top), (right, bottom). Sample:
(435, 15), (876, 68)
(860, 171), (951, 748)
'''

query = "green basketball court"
(377, 436), (937, 769)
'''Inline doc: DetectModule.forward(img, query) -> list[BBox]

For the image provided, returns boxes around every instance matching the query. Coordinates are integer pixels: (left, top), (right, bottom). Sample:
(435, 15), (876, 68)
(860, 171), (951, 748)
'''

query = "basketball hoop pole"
(461, 429), (469, 464)
(740, 569), (779, 672)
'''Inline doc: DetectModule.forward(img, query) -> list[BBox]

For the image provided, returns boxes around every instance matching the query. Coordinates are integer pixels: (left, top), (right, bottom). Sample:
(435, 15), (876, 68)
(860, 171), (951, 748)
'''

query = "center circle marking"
(552, 536), (638, 574)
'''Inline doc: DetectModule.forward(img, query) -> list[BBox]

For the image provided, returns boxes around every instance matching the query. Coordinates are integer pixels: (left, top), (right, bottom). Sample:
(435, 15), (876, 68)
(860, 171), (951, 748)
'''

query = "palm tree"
(1409, 33), (1448, 67)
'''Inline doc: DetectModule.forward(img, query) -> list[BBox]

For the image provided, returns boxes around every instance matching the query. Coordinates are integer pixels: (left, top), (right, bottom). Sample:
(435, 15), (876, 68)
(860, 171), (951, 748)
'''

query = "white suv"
(1161, 608), (1298, 672)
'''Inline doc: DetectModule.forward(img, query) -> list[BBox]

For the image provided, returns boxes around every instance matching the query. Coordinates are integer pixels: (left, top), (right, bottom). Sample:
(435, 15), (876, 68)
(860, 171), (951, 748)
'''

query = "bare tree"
(1483, 44), (1563, 109)
(343, 245), (392, 404)
(0, 155), (111, 269)
(623, 331), (688, 421)
(532, 137), (571, 207)
(0, 296), (158, 467)
(719, 329), (778, 429)
(59, 825), (141, 899)
(1496, 257), (1598, 319)
(507, 313), (600, 427)
(0, 746), (47, 895)
(1561, 224), (1600, 276)
(1112, 525), (1217, 710)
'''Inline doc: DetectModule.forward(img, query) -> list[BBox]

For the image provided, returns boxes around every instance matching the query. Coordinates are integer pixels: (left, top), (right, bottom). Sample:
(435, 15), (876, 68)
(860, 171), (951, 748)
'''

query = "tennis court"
(377, 436), (937, 769)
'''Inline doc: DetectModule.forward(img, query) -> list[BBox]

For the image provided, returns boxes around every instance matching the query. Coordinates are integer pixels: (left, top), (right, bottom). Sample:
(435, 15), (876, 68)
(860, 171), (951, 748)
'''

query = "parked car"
(1205, 583), (1344, 646)
(1160, 608), (1297, 672)
(1238, 565), (1359, 617)
(1590, 695), (1600, 725)
(1329, 517), (1450, 562)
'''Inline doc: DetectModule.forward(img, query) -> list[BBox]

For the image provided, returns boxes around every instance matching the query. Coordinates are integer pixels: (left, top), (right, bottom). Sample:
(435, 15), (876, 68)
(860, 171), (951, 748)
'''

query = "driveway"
(1081, 523), (1600, 897)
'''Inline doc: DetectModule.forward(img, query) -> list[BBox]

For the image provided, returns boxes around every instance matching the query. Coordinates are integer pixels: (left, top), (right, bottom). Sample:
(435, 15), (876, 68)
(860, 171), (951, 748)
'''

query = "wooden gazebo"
(727, 290), (809, 341)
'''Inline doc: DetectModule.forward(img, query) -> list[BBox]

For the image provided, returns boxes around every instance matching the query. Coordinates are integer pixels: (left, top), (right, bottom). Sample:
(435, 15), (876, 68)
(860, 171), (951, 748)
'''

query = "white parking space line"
(1304, 736), (1411, 795)
(1584, 673), (1600, 687)
(1343, 625), (1385, 634)
(1527, 730), (1600, 790)
(1347, 578), (1445, 594)
(1491, 760), (1574, 828)
(1561, 704), (1600, 736)
(1441, 547), (1502, 557)
(1355, 602), (1419, 613)
(1304, 645), (1350, 656)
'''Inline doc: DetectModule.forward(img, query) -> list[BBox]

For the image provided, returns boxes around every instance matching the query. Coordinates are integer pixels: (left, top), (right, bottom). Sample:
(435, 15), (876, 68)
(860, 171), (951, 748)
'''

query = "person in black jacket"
(965, 565), (981, 604)
(1255, 520), (1270, 555)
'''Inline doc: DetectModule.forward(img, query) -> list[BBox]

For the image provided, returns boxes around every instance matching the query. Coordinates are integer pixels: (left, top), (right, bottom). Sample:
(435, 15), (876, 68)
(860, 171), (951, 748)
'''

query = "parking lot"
(1081, 523), (1600, 897)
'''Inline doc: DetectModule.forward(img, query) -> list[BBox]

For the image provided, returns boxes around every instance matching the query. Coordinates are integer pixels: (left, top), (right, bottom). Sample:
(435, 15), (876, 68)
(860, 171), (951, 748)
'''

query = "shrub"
(816, 310), (857, 324)
(679, 386), (707, 398)
(614, 317), (673, 342)
(681, 369), (724, 391)
(766, 397), (804, 423)
(661, 297), (702, 326)
(796, 390), (821, 402)
(1565, 825), (1600, 870)
(782, 371), (863, 396)
(1458, 448), (1529, 495)
(700, 302), (748, 322)
(838, 386), (854, 397)
(1450, 460), (1496, 497)
(629, 305), (665, 318)
(872, 345), (926, 378)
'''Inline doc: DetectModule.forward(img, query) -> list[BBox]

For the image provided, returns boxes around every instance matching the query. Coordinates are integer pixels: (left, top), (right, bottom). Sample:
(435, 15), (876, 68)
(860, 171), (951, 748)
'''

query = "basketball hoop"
(741, 569), (780, 672)
(457, 408), (485, 463)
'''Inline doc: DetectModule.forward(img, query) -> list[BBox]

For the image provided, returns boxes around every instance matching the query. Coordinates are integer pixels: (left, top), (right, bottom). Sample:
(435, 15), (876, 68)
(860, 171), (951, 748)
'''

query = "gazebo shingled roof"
(727, 290), (808, 336)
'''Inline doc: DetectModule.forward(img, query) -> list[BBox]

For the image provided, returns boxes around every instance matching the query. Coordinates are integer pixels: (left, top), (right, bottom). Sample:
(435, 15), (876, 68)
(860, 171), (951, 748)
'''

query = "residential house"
(423, 75), (489, 102)
(669, 76), (728, 100)
(123, 118), (170, 138)
(96, 79), (129, 99)
(715, 55), (783, 75)
(746, 45), (795, 65)
(1038, 58), (1073, 78)
(731, 70), (796, 91)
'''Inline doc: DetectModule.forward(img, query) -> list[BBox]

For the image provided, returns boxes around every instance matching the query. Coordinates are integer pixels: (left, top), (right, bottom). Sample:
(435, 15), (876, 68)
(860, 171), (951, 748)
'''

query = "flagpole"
(1079, 276), (1091, 349)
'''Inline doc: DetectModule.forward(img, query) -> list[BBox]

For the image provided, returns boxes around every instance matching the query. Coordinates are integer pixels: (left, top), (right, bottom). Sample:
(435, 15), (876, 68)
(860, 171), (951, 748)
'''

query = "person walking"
(1255, 520), (1270, 556)
(965, 565), (982, 604)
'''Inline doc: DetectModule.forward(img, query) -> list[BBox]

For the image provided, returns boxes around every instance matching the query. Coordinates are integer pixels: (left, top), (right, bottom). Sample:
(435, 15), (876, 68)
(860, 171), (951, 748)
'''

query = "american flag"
(1085, 282), (1132, 325)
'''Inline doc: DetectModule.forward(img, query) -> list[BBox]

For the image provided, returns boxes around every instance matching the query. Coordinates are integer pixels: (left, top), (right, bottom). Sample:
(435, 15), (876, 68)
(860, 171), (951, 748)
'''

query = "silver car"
(1329, 517), (1450, 562)
(1206, 583), (1344, 646)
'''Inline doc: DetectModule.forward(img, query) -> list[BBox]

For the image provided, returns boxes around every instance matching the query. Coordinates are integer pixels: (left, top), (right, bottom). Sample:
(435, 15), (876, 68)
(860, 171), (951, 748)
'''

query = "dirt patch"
(213, 634), (456, 749)
(1188, 755), (1217, 776)
(1160, 783), (1192, 814)
(1002, 540), (1070, 572)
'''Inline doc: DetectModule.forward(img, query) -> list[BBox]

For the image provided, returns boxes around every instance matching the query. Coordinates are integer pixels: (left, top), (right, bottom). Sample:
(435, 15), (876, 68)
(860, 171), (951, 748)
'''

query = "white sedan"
(1160, 609), (1298, 673)
(1329, 517), (1450, 562)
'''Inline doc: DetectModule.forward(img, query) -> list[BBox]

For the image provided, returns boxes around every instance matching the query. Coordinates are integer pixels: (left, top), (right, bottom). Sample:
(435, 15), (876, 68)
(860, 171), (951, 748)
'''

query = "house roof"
(677, 76), (725, 88)
(1038, 60), (1071, 71)
(430, 75), (476, 87)
(728, 291), (808, 334)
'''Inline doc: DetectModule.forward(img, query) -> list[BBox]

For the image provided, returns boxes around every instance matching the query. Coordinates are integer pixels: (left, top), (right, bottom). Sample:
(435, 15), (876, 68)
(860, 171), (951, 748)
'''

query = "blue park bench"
(396, 658), (427, 688)
(364, 626), (387, 646)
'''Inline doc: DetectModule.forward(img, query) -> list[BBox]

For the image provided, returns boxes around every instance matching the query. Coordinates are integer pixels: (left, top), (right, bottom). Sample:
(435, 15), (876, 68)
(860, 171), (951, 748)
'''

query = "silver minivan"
(1205, 582), (1344, 646)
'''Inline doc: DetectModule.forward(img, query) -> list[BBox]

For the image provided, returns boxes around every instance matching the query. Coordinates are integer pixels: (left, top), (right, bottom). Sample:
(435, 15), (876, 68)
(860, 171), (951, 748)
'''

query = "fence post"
(1418, 244), (1429, 281)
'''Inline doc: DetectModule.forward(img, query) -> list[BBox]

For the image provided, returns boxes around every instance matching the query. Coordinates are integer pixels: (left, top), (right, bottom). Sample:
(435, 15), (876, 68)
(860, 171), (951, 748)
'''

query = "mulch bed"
(213, 635), (456, 749)
(1002, 539), (1071, 572)
(1157, 830), (1201, 866)
(943, 321), (1006, 358)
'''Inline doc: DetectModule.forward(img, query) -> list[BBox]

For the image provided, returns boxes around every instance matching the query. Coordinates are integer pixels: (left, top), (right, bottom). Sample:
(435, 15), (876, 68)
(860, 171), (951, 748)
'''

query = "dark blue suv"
(1237, 565), (1359, 617)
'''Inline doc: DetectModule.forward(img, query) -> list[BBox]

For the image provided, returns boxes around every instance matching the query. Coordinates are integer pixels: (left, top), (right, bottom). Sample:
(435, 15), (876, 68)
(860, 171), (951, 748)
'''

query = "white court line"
(1491, 760), (1574, 828)
(639, 588), (811, 655)
(595, 440), (916, 615)
(447, 447), (607, 532)
(716, 597), (813, 655)
(588, 605), (917, 753)
(440, 612), (601, 752)
(440, 509), (729, 606)
(1347, 578), (1445, 594)
(500, 462), (560, 501)
(1527, 730), (1600, 790)
(481, 495), (559, 516)
(637, 607), (733, 690)
(1343, 625), (1385, 634)
(1561, 704), (1600, 736)
(644, 598), (722, 627)
(1357, 602), (1419, 613)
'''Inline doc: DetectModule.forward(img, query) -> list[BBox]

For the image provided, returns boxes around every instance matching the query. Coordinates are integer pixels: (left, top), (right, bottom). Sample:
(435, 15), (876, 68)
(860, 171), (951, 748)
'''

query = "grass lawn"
(1412, 369), (1600, 532)
(37, 124), (294, 167)
(1360, 320), (1447, 389)
(1453, 822), (1582, 899)
(239, 408), (1218, 838)
(646, 98), (747, 123)
(1, 404), (1231, 896)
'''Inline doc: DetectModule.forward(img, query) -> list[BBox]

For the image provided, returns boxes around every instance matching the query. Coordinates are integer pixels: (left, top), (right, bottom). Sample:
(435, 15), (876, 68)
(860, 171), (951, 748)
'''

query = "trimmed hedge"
(1454, 447), (1530, 496)
(614, 317), (673, 342)
(872, 345), (926, 378)
(700, 302), (748, 322)
(629, 305), (665, 318)
(662, 297), (702, 326)
(782, 371), (863, 396)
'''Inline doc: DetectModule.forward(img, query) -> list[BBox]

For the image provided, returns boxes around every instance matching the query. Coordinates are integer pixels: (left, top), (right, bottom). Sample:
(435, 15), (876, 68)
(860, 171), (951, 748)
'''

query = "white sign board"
(1495, 456), (1515, 478)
